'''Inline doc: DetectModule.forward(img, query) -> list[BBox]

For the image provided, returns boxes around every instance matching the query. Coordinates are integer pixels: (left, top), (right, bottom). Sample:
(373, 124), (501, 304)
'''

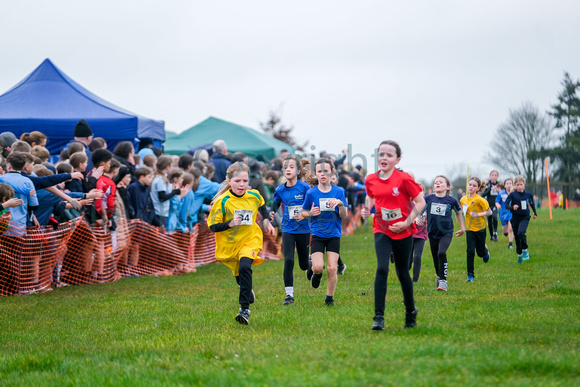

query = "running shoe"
(404, 307), (418, 329)
(337, 263), (347, 275)
(325, 299), (334, 307)
(311, 273), (322, 289)
(306, 260), (313, 281)
(518, 254), (524, 263)
(437, 280), (448, 291)
(508, 242), (513, 249)
(522, 250), (530, 260)
(235, 308), (251, 325)
(282, 294), (294, 305)
(371, 316), (385, 330)
(482, 245), (490, 263)
(466, 274), (474, 282)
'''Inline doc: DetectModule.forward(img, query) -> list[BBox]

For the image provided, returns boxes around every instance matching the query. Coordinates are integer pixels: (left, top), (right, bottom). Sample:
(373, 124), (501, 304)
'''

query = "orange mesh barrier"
(0, 215), (283, 297)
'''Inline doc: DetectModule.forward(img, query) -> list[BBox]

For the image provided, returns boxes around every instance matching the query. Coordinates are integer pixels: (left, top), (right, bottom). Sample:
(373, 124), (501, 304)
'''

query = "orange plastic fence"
(0, 214), (284, 297)
(0, 208), (362, 297)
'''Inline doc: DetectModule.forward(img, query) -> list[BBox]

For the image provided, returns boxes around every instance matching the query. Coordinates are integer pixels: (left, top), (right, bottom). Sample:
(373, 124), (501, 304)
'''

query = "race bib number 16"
(381, 207), (402, 221)
(234, 209), (253, 225)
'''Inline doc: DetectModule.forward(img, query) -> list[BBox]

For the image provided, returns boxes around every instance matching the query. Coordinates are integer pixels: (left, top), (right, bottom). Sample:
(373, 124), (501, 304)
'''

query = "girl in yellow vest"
(460, 177), (492, 282)
(207, 162), (275, 325)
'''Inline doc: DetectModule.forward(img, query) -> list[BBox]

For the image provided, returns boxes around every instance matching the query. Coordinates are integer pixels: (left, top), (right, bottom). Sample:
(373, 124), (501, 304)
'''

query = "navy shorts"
(310, 235), (341, 254)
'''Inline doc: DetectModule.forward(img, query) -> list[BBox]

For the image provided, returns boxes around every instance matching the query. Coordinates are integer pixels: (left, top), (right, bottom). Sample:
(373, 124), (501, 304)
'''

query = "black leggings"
(511, 215), (530, 254)
(466, 229), (487, 276)
(409, 238), (425, 282)
(282, 233), (310, 287)
(235, 257), (253, 309)
(487, 208), (498, 236)
(373, 233), (415, 317)
(429, 234), (452, 281)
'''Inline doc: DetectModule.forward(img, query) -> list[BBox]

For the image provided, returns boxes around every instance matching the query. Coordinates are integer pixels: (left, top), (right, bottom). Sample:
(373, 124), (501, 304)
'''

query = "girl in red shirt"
(362, 140), (425, 331)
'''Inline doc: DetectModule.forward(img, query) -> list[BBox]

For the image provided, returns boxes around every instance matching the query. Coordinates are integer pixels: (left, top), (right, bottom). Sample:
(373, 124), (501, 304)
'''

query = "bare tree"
(488, 102), (555, 183)
(260, 108), (308, 152)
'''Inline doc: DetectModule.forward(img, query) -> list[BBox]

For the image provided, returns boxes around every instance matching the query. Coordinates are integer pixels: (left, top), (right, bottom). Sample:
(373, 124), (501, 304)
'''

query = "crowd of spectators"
(0, 120), (367, 239)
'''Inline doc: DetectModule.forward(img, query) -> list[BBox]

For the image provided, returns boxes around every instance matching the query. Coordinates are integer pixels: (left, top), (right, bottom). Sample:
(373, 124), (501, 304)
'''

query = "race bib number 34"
(234, 209), (253, 225)
(288, 205), (302, 219)
(381, 207), (402, 221)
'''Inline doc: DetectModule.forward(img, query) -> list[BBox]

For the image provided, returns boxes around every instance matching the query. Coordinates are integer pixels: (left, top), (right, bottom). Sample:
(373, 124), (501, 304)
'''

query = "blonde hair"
(211, 162), (249, 203)
(514, 175), (525, 184)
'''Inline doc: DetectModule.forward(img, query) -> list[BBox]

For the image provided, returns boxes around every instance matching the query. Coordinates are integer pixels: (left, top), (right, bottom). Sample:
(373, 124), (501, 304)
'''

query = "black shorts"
(310, 235), (341, 254)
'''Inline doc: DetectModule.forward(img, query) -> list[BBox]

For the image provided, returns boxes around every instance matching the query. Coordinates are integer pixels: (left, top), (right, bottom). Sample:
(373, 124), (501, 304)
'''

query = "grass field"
(1, 208), (579, 386)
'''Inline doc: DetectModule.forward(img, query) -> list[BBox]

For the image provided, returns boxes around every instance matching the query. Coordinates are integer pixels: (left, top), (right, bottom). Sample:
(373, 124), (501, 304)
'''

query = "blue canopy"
(0, 58), (165, 155)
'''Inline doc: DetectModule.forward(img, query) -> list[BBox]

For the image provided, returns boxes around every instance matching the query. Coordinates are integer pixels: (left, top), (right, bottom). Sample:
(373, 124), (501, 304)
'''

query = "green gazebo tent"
(164, 116), (294, 159)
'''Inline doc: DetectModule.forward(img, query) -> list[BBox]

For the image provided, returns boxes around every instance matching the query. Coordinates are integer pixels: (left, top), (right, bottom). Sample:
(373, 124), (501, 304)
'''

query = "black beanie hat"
(74, 119), (93, 138)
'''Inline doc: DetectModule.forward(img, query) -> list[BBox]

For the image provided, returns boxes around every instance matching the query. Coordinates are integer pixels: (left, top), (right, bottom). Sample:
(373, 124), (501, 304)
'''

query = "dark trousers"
(487, 208), (498, 236)
(429, 234), (452, 281)
(466, 229), (487, 276)
(373, 233), (415, 317)
(409, 238), (425, 282)
(282, 232), (310, 287)
(235, 257), (253, 309)
(511, 215), (530, 254)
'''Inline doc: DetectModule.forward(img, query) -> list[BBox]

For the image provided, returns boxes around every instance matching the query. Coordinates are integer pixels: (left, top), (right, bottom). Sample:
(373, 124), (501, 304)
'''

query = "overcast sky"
(1, 1), (579, 182)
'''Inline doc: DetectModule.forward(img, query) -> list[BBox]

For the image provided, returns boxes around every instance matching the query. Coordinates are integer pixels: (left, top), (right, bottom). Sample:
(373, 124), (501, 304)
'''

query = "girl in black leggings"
(361, 140), (425, 330)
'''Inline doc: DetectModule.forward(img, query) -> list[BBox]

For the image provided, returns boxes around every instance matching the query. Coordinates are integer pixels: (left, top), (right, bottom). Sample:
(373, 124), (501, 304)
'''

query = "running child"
(300, 158), (348, 307)
(495, 178), (514, 249)
(271, 155), (311, 305)
(207, 162), (275, 325)
(482, 170), (501, 242)
(361, 140), (425, 330)
(424, 175), (465, 291)
(460, 177), (492, 282)
(409, 183), (427, 283)
(505, 176), (537, 263)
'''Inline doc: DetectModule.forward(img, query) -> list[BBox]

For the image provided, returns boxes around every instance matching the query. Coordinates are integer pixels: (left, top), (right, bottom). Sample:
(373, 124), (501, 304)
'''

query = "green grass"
(1, 208), (579, 386)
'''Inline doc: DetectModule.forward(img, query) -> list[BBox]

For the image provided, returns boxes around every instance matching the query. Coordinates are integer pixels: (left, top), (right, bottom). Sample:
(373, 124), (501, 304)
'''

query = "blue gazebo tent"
(0, 58), (165, 155)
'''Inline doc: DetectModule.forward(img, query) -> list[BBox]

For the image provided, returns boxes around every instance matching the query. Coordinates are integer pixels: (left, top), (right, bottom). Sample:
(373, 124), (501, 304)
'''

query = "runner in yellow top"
(207, 161), (275, 325)
(460, 177), (492, 283)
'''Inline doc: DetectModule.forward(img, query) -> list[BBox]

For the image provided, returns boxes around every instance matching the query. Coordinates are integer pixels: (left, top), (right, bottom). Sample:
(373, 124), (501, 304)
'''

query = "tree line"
(488, 72), (580, 199)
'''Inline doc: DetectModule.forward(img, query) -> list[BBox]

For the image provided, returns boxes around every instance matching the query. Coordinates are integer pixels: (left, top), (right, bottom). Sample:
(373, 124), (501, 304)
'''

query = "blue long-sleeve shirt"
(21, 172), (72, 190)
(35, 190), (84, 225)
(178, 189), (195, 231)
(189, 176), (220, 223)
